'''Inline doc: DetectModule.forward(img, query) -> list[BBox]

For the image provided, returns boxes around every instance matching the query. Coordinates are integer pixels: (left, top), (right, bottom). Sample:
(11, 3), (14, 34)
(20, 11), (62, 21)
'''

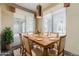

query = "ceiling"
(15, 3), (58, 12)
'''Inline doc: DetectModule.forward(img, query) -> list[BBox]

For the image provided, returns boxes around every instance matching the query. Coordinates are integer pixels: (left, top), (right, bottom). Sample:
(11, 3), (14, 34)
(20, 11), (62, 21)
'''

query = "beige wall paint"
(0, 4), (14, 31)
(2, 9), (14, 30)
(65, 3), (79, 55)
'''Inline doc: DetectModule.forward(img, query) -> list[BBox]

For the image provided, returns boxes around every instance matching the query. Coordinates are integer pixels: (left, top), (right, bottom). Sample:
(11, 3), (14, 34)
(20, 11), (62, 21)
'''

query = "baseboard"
(64, 50), (79, 56)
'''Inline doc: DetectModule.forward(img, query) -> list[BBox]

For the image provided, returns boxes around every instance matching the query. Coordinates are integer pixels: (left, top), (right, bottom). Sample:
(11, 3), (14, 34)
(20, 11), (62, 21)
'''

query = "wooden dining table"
(24, 35), (60, 56)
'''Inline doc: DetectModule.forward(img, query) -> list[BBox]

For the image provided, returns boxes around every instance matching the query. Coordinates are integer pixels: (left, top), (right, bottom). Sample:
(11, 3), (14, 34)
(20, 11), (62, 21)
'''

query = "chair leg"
(57, 50), (64, 56)
(62, 50), (64, 56)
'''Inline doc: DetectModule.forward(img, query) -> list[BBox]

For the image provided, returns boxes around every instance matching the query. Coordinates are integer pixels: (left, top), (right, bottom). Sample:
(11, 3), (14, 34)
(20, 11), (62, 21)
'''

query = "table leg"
(43, 48), (48, 56)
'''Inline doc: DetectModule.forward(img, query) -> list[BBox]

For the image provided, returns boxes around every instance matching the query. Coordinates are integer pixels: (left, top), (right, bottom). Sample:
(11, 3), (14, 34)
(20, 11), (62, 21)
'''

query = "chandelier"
(34, 5), (42, 19)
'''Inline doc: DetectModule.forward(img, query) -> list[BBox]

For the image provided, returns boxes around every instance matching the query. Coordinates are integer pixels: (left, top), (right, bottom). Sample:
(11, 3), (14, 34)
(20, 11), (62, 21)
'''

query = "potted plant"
(1, 27), (13, 51)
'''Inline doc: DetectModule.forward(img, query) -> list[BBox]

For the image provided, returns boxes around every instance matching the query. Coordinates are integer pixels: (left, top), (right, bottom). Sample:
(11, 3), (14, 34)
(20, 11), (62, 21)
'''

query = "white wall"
(65, 3), (79, 55)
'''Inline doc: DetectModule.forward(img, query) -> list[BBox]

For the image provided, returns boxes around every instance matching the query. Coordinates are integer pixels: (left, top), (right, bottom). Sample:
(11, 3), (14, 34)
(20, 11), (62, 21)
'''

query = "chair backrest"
(19, 33), (23, 45)
(19, 33), (32, 56)
(42, 32), (48, 37)
(58, 36), (66, 56)
(28, 32), (33, 35)
(33, 33), (39, 37)
(49, 32), (59, 38)
(19, 33), (28, 44)
(22, 36), (32, 55)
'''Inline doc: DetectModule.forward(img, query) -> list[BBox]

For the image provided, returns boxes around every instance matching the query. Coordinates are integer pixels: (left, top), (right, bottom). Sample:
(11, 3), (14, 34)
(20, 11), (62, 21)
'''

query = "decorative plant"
(1, 27), (13, 44)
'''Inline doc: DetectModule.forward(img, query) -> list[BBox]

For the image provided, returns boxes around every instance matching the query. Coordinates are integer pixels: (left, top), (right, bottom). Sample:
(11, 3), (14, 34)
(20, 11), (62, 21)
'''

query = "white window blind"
(42, 13), (53, 32)
(53, 8), (66, 35)
(42, 8), (66, 36)
(26, 16), (35, 33)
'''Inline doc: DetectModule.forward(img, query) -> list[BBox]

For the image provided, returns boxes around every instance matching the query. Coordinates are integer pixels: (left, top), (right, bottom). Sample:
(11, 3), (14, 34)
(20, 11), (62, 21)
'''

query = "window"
(53, 8), (66, 35)
(42, 13), (53, 32)
(13, 18), (26, 34)
(13, 14), (35, 46)
(42, 8), (66, 35)
(22, 22), (26, 33)
(13, 14), (35, 34)
(26, 16), (35, 33)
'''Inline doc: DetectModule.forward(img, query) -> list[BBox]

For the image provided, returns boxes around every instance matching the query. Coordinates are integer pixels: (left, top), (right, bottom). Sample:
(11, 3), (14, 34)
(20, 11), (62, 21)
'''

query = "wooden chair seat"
(40, 32), (48, 37)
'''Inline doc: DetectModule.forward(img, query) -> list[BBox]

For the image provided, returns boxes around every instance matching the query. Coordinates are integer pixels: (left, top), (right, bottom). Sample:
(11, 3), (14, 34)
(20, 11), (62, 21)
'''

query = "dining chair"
(48, 32), (59, 54)
(49, 32), (59, 38)
(41, 32), (48, 37)
(22, 36), (32, 56)
(30, 33), (44, 51)
(57, 36), (66, 56)
(19, 33), (27, 56)
(12, 48), (21, 56)
(33, 32), (48, 50)
(27, 32), (37, 49)
(12, 33), (42, 56)
(19, 33), (23, 55)
(22, 36), (43, 56)
(19, 33), (28, 55)
(28, 32), (33, 36)
(12, 34), (31, 56)
(49, 35), (66, 56)
(49, 32), (59, 46)
(33, 33), (39, 37)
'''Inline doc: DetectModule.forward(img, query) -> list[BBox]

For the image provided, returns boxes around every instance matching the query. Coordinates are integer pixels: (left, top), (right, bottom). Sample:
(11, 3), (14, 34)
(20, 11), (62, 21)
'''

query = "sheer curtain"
(13, 15), (35, 34)
(53, 8), (66, 36)
(13, 14), (35, 46)
(42, 8), (66, 36)
(42, 13), (53, 32)
(26, 16), (35, 33)
(13, 18), (26, 46)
